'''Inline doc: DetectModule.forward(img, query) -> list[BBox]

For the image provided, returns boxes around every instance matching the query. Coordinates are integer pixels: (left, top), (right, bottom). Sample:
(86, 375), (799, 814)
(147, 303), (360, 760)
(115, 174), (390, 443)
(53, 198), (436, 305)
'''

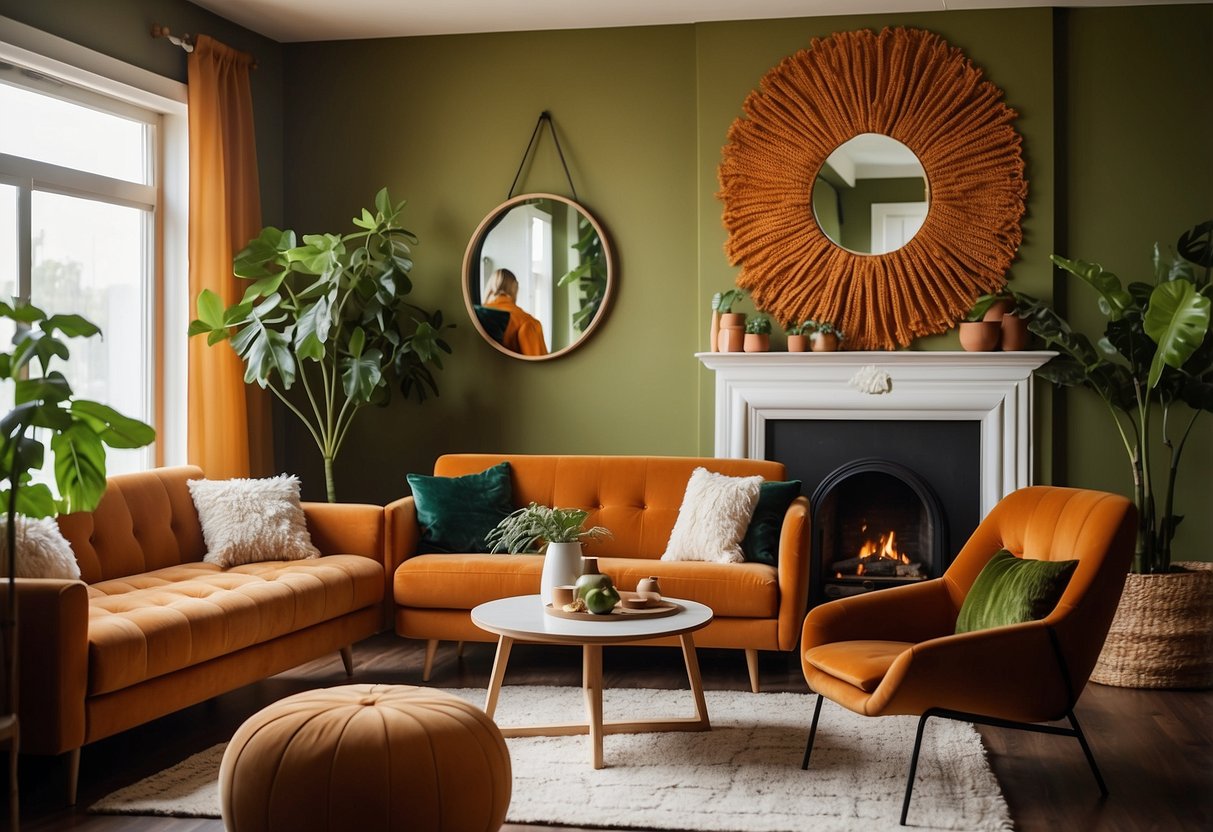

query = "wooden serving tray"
(545, 596), (682, 621)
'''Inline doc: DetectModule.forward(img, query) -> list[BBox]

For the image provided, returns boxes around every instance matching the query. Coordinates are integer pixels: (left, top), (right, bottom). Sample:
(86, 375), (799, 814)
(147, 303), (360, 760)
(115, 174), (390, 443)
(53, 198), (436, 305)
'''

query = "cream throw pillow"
(0, 515), (81, 579)
(187, 474), (320, 568)
(661, 467), (763, 564)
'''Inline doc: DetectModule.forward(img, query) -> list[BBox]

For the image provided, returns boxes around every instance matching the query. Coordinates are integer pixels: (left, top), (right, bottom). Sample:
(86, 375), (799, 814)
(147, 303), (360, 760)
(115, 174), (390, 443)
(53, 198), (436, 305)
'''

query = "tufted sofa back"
(432, 454), (786, 560)
(56, 465), (207, 584)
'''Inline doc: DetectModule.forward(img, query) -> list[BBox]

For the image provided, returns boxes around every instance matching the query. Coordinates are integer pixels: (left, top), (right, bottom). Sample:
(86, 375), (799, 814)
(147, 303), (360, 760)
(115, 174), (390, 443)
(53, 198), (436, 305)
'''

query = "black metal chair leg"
(800, 693), (824, 770)
(1067, 710), (1109, 797)
(901, 709), (936, 826)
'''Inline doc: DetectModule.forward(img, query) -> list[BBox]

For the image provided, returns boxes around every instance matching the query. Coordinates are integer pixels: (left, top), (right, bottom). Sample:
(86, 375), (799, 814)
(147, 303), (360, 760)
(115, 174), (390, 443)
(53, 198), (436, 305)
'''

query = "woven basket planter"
(1092, 561), (1213, 689)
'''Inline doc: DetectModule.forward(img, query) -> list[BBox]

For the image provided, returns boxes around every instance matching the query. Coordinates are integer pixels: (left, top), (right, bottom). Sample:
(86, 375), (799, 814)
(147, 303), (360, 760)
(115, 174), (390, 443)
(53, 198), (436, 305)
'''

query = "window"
(0, 21), (188, 480)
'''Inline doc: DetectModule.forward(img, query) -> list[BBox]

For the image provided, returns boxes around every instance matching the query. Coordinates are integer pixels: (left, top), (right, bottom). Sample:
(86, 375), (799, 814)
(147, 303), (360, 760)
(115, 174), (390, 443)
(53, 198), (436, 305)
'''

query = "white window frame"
(0, 15), (189, 468)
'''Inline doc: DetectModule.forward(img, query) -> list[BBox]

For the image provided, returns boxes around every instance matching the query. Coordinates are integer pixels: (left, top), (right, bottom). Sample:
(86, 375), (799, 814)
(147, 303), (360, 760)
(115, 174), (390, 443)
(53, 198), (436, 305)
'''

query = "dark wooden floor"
(11, 632), (1213, 831)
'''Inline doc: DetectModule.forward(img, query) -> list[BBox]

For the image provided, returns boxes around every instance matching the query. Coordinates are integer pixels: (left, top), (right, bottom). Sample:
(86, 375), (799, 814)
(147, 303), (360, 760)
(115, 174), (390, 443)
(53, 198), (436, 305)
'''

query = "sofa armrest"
(775, 496), (811, 651)
(385, 496), (421, 577)
(302, 502), (384, 560)
(14, 578), (89, 754)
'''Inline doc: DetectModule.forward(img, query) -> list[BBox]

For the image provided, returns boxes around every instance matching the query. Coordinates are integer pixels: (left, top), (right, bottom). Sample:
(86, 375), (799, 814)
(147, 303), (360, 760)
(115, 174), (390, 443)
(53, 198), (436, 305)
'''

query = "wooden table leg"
(583, 644), (604, 769)
(680, 633), (711, 730)
(483, 636), (514, 719)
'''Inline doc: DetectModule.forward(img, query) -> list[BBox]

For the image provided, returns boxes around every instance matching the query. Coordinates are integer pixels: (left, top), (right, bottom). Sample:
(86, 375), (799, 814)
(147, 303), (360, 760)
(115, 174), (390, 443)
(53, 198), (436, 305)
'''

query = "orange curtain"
(186, 35), (272, 479)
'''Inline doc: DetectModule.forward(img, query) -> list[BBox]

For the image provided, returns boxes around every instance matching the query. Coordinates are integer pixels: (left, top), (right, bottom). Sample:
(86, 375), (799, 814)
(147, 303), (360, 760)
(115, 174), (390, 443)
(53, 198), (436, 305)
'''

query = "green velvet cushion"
(741, 480), (802, 566)
(406, 462), (513, 554)
(955, 549), (1079, 634)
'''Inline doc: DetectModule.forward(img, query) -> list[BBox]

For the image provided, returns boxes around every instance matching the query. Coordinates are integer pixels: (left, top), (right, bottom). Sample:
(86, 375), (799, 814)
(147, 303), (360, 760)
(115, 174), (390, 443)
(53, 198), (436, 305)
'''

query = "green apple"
(584, 586), (620, 614)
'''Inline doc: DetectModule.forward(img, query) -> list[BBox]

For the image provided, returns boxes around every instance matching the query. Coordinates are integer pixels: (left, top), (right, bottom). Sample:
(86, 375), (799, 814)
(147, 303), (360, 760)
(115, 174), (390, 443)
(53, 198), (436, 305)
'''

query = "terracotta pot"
(959, 321), (1001, 351)
(719, 312), (746, 330)
(811, 333), (839, 352)
(1000, 313), (1030, 351)
(719, 326), (745, 352)
(786, 334), (809, 352)
(743, 333), (770, 352)
(709, 310), (721, 351)
(982, 298), (1014, 321)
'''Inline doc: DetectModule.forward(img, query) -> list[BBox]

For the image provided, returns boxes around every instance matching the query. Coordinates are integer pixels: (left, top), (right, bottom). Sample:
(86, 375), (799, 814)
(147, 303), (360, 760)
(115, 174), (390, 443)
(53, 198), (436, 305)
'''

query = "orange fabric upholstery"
(16, 467), (386, 768)
(220, 685), (511, 831)
(801, 486), (1136, 722)
(388, 454), (811, 658)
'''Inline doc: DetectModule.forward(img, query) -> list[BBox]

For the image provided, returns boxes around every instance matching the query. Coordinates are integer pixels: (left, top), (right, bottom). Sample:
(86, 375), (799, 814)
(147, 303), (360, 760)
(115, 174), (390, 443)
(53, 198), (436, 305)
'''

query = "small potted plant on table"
(807, 321), (844, 352)
(785, 320), (810, 352)
(486, 503), (613, 607)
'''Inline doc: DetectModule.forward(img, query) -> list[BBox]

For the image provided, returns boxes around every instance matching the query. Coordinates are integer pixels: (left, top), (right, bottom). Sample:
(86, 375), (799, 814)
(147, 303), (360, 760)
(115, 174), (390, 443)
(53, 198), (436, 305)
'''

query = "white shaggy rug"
(91, 686), (1012, 831)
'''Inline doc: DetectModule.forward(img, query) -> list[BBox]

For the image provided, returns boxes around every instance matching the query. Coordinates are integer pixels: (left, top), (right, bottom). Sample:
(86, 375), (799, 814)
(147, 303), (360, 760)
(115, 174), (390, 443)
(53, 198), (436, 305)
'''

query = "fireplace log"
(896, 562), (925, 578)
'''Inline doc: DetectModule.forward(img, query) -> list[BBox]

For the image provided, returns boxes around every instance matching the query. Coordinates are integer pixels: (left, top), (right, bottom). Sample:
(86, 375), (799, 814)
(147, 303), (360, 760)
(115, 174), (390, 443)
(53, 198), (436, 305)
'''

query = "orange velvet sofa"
(386, 454), (811, 691)
(13, 466), (386, 802)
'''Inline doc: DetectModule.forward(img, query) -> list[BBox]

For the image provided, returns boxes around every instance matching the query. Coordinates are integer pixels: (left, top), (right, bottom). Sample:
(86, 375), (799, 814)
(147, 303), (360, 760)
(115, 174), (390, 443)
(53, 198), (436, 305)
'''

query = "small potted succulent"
(711, 288), (747, 352)
(785, 320), (811, 352)
(744, 314), (773, 352)
(486, 503), (612, 607)
(807, 321), (844, 352)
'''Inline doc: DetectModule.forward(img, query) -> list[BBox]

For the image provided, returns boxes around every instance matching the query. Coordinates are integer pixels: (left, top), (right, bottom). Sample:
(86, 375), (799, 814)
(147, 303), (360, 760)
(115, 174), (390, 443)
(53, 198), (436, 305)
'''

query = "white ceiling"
(187, 0), (1189, 43)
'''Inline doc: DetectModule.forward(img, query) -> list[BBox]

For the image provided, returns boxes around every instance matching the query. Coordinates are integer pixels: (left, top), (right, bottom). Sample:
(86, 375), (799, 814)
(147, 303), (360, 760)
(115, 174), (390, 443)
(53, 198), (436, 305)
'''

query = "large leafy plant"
(1, 302), (155, 714)
(557, 213), (609, 333)
(189, 189), (452, 502)
(1015, 220), (1212, 574)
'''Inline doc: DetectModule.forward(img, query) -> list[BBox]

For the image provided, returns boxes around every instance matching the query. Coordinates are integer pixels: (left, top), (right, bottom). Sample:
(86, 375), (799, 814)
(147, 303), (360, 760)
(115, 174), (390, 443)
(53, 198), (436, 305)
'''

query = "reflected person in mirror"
(483, 268), (548, 356)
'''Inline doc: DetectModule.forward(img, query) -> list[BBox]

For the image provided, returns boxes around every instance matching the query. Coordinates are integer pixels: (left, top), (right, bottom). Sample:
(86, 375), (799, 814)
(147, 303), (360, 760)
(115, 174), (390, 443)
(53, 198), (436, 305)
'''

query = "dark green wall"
(1060, 5), (1213, 558)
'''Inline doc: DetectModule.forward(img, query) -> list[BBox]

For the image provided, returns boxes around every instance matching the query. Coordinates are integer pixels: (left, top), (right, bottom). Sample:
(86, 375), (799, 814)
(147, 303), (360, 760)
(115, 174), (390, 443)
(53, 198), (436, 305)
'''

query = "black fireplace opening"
(764, 418), (981, 607)
(812, 459), (947, 602)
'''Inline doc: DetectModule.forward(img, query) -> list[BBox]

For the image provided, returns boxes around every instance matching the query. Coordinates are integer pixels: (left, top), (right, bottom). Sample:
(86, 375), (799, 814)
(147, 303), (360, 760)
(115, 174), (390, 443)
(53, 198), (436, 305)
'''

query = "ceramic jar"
(540, 543), (583, 606)
(959, 320), (1001, 351)
(635, 576), (662, 603)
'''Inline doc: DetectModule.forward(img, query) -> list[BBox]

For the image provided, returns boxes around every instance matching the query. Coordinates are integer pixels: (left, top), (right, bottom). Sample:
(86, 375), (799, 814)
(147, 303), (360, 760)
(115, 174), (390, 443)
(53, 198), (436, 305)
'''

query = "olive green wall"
(837, 176), (930, 254)
(1060, 5), (1213, 559)
(8, 2), (1209, 555)
(0, 0), (285, 227)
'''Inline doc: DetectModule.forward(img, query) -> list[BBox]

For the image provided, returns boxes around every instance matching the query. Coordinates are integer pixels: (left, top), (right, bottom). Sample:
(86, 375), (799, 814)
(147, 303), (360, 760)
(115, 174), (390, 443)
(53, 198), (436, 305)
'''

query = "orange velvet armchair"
(800, 486), (1136, 825)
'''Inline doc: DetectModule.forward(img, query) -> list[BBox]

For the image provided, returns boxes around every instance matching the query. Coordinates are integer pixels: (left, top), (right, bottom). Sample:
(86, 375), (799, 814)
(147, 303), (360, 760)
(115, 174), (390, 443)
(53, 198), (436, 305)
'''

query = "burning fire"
(855, 529), (910, 575)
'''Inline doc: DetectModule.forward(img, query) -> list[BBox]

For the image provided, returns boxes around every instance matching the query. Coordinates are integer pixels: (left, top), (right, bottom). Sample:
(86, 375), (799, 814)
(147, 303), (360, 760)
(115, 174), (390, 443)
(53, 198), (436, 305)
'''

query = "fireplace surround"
(698, 350), (1054, 603)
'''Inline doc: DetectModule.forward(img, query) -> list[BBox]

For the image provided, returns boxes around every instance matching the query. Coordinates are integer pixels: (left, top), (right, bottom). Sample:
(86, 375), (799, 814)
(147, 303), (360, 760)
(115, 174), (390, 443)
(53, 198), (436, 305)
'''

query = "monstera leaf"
(1143, 279), (1211, 388)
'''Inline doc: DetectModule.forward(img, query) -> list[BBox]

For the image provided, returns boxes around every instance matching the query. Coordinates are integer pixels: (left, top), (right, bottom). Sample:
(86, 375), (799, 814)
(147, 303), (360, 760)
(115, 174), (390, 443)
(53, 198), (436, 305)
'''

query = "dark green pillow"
(955, 549), (1079, 634)
(406, 462), (513, 554)
(741, 480), (802, 566)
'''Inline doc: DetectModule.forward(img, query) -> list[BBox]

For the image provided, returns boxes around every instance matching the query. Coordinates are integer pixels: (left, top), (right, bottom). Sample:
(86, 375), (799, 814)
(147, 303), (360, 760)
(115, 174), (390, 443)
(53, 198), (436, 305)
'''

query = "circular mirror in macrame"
(717, 27), (1026, 350)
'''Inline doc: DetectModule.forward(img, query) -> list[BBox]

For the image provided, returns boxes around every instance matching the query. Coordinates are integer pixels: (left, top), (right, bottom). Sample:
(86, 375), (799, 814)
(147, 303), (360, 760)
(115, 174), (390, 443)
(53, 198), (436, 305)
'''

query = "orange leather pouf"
(219, 684), (511, 831)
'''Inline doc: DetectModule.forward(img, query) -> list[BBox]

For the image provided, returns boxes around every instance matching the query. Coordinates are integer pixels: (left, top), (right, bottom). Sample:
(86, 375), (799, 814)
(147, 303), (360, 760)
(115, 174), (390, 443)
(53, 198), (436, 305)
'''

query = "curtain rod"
(150, 24), (194, 54)
(151, 24), (258, 68)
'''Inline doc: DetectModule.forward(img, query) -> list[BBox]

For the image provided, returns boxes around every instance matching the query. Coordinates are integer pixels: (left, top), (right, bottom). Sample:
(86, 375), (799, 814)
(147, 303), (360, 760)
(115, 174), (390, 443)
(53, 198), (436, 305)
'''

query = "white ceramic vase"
(541, 542), (584, 606)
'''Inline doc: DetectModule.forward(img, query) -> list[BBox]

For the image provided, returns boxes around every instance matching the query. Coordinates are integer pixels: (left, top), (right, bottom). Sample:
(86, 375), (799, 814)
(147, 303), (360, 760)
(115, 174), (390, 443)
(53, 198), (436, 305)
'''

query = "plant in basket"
(1013, 219), (1213, 688)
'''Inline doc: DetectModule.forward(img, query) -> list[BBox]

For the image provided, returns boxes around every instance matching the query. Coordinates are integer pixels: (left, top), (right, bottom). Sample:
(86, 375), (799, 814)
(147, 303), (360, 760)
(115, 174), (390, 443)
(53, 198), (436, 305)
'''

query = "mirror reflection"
(463, 194), (612, 360)
(812, 133), (929, 255)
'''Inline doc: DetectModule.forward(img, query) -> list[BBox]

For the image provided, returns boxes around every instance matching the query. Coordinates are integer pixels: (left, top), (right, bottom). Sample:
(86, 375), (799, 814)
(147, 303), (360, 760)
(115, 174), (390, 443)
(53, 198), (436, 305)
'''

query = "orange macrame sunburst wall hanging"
(717, 27), (1027, 350)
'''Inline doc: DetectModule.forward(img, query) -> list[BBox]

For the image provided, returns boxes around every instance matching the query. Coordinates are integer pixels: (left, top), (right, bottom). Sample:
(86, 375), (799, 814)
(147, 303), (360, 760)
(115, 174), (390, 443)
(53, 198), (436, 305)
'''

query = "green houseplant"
(557, 213), (609, 333)
(487, 503), (612, 608)
(786, 320), (811, 352)
(1, 302), (155, 778)
(744, 313), (772, 353)
(710, 288), (748, 352)
(1015, 220), (1213, 688)
(803, 320), (844, 352)
(189, 189), (452, 502)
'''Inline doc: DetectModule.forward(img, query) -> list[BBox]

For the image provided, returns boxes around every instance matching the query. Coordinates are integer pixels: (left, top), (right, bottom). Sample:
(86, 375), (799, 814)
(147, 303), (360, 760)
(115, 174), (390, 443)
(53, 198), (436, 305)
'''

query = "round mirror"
(462, 193), (614, 361)
(812, 133), (929, 255)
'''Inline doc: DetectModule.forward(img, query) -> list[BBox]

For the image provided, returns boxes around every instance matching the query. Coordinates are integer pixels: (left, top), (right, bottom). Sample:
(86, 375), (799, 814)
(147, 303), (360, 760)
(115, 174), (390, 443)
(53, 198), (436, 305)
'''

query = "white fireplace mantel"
(697, 351), (1055, 517)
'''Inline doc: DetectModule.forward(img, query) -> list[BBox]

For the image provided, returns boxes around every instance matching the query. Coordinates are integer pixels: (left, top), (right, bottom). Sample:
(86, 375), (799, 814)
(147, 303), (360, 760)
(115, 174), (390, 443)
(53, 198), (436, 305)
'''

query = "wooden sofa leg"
(422, 639), (439, 682)
(745, 649), (760, 693)
(67, 746), (81, 805)
(339, 645), (354, 676)
(456, 641), (465, 658)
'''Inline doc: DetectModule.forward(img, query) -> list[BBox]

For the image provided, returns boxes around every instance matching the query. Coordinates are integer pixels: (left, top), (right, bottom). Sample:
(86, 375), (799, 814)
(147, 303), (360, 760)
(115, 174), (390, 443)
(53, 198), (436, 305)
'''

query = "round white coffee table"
(471, 594), (714, 769)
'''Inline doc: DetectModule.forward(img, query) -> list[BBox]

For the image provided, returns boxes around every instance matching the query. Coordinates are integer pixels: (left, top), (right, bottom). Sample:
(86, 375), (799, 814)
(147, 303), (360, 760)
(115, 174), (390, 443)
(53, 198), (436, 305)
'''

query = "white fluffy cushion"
(0, 515), (81, 579)
(661, 467), (763, 564)
(187, 474), (320, 568)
